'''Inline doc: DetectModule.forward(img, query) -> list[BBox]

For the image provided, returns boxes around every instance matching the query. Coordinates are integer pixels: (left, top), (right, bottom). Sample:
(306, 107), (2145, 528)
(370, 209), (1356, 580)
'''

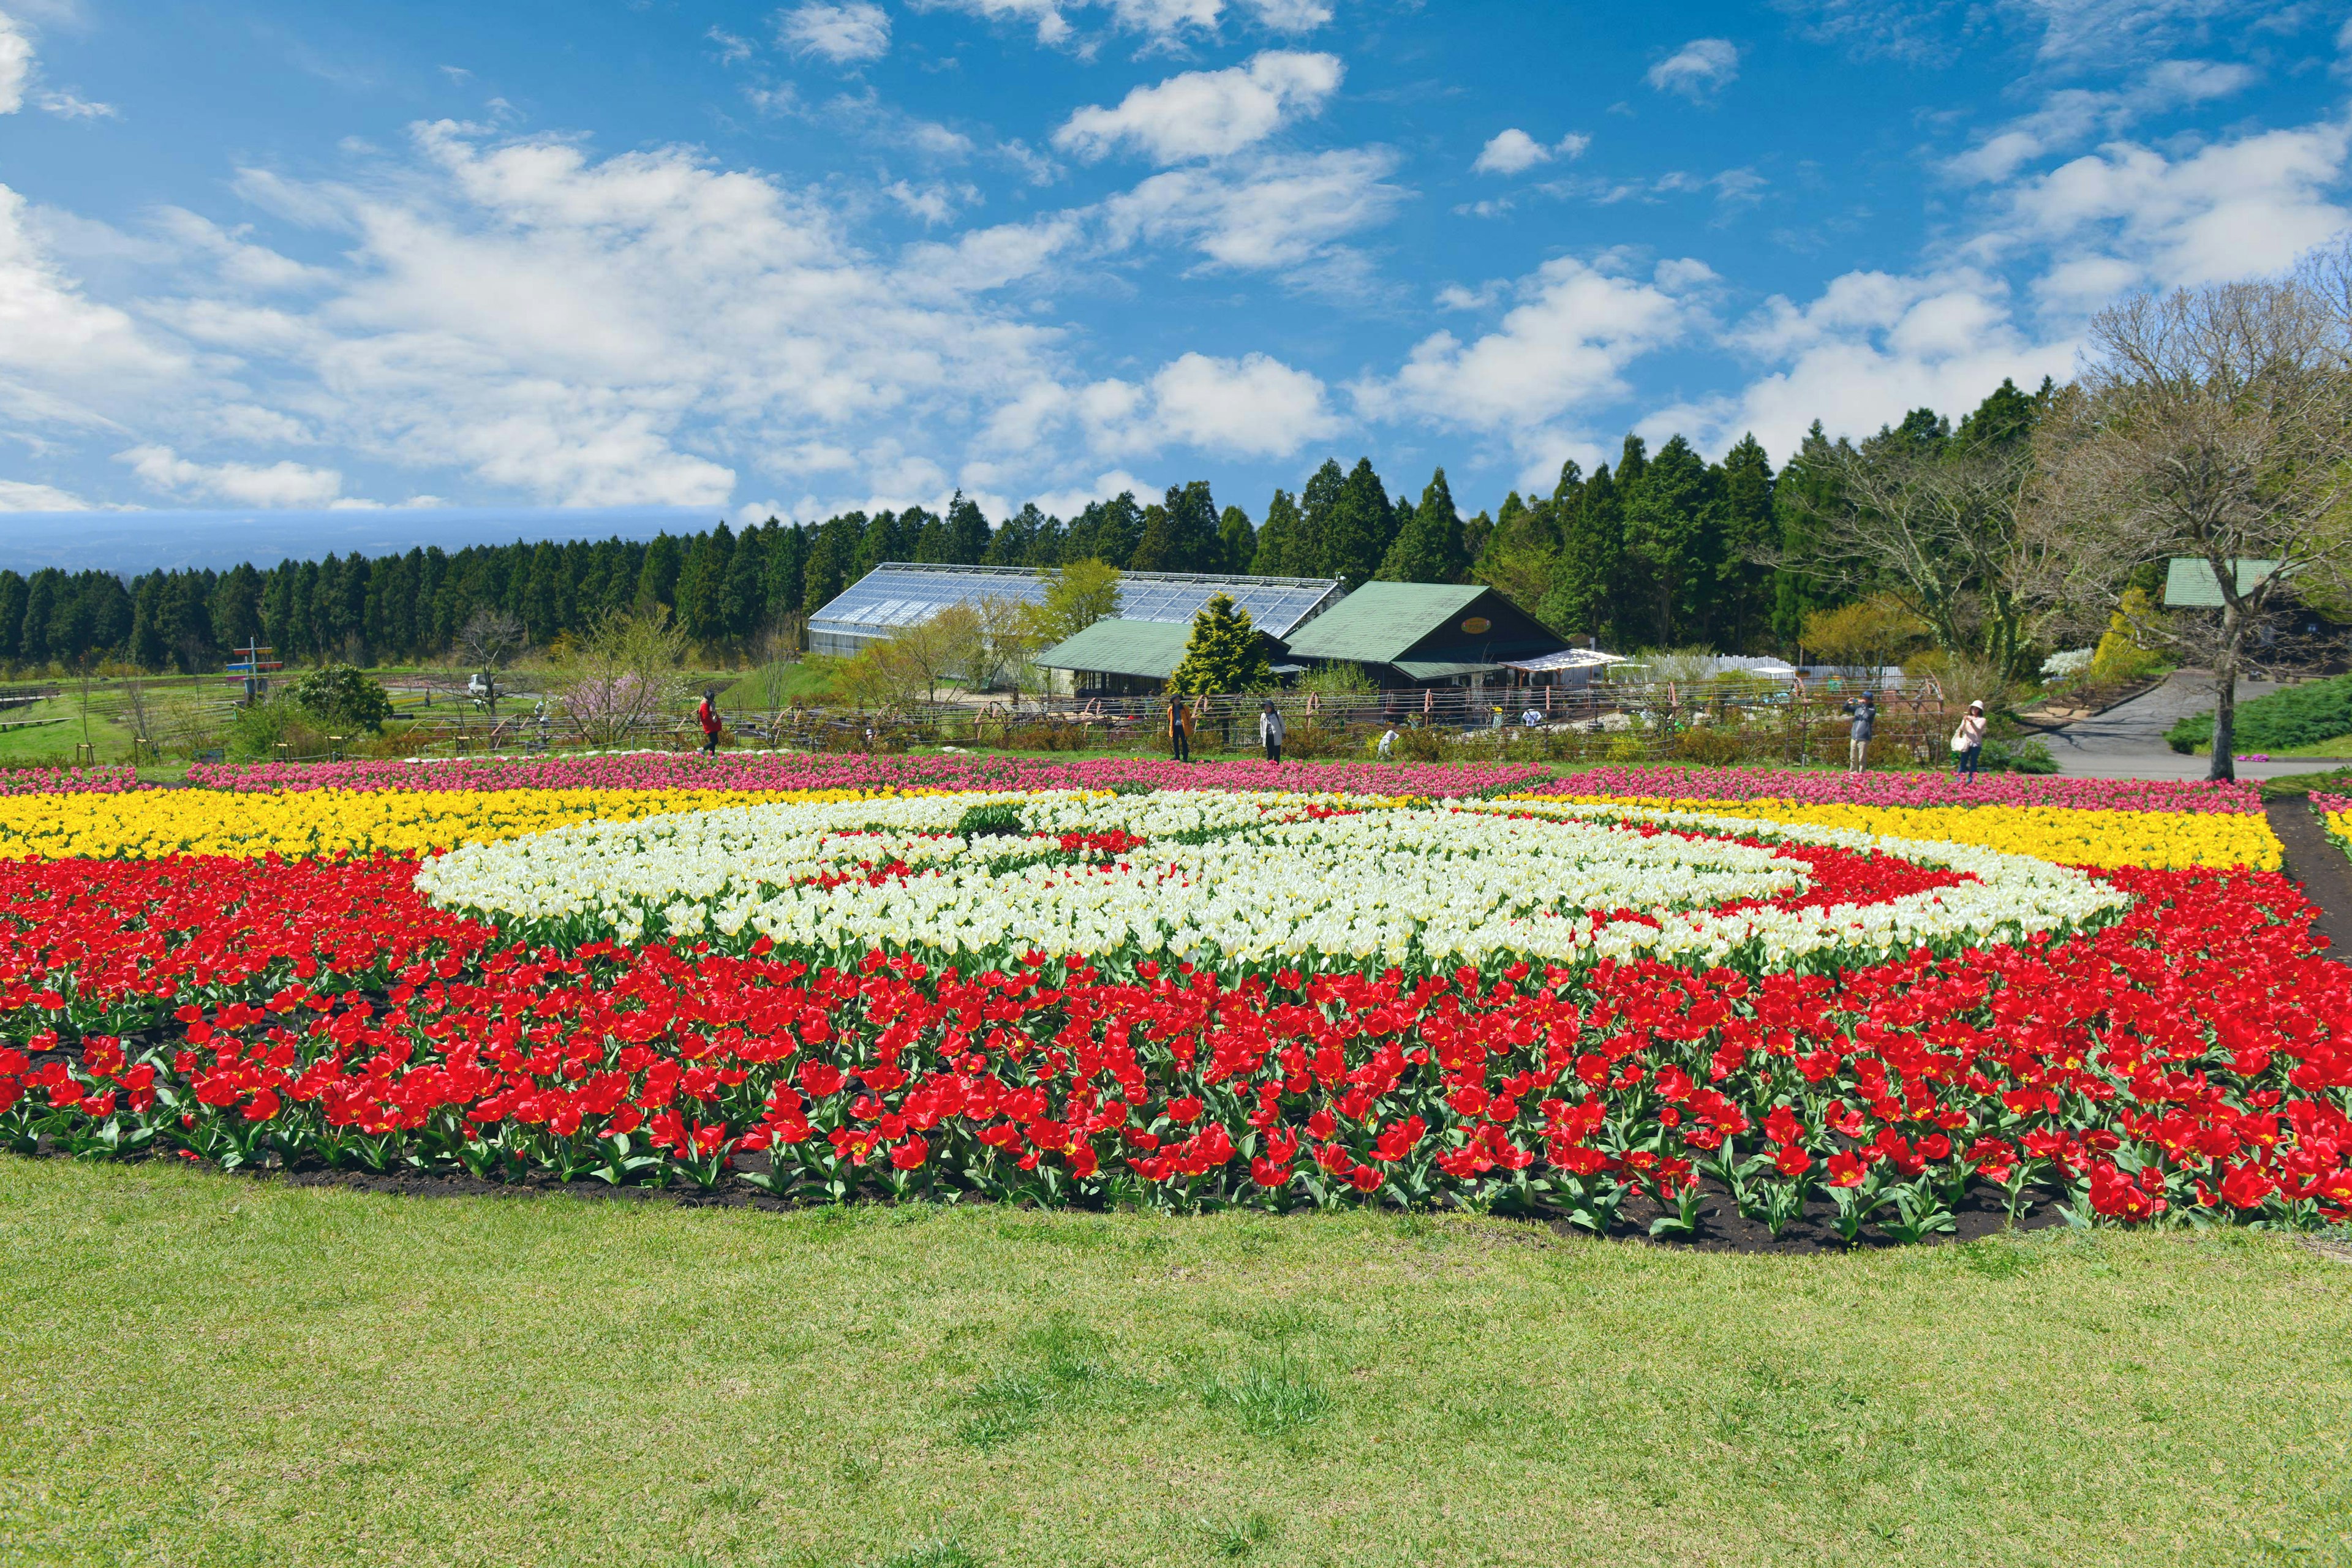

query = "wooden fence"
(326, 677), (1956, 771)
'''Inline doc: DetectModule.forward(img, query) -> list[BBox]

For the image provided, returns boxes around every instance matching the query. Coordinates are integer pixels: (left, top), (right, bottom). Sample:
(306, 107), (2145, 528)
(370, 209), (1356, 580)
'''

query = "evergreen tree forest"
(0, 381), (2046, 674)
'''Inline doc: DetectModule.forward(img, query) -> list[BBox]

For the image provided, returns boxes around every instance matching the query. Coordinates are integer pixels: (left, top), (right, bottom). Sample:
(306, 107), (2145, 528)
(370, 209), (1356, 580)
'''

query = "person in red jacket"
(696, 690), (722, 755)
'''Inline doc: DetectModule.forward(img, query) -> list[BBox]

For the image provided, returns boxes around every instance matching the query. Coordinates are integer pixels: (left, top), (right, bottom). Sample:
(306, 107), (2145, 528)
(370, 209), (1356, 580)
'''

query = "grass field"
(3, 1161), (2349, 1567)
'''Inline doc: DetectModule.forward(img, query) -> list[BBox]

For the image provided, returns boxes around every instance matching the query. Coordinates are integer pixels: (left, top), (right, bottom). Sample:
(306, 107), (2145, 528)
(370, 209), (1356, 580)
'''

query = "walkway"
(2043, 670), (2318, 782)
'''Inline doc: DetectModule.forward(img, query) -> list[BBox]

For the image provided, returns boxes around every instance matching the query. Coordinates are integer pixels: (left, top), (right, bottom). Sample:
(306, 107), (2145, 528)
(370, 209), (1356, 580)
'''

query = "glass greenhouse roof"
(810, 563), (1344, 642)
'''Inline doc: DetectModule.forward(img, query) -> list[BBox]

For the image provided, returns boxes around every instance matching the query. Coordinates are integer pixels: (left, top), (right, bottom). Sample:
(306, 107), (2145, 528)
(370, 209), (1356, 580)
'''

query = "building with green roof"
(2163, 557), (2284, 608)
(1280, 582), (1567, 687)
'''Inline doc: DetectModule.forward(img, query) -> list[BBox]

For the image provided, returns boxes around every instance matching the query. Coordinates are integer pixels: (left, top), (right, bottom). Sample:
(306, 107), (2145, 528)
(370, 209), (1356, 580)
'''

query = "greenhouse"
(807, 562), (1344, 659)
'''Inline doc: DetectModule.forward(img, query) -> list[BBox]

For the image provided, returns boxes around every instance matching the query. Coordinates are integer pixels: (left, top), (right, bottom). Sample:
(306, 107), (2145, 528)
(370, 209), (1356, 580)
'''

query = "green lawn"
(3, 1161), (2348, 1567)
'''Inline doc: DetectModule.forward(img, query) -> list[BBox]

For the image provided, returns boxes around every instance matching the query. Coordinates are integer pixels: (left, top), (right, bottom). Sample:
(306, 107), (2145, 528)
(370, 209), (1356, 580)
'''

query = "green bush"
(2165, 675), (2352, 755)
(290, 665), (394, 734)
(1983, 737), (2058, 774)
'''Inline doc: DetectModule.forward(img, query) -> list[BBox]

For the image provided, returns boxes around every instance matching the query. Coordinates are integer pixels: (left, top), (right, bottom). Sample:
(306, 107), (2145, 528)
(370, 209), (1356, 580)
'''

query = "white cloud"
(911, 0), (1327, 49)
(896, 213), (1080, 295)
(910, 0), (1074, 48)
(1472, 129), (1590, 176)
(52, 121), (1121, 508)
(1992, 120), (2351, 288)
(1241, 0), (1332, 30)
(0, 478), (92, 509)
(118, 444), (344, 506)
(706, 27), (756, 65)
(775, 2), (892, 64)
(1941, 61), (2259, 184)
(1354, 256), (1698, 448)
(1130, 351), (1338, 456)
(0, 184), (189, 431)
(1646, 38), (1740, 98)
(1031, 469), (1156, 519)
(1055, 52), (1341, 165)
(37, 90), (112, 118)
(884, 179), (980, 226)
(1697, 268), (2077, 462)
(0, 12), (28, 115)
(1102, 147), (1405, 273)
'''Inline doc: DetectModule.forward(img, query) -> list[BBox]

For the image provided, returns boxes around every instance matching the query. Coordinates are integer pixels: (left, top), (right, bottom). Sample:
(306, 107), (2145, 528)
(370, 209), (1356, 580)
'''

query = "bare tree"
(456, 608), (526, 715)
(2037, 270), (2352, 779)
(1796, 427), (2116, 685)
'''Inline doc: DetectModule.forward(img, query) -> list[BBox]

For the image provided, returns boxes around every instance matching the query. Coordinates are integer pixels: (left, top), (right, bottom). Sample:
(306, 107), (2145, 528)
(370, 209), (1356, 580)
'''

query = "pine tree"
(1709, 434), (1777, 650)
(1544, 461), (1621, 641)
(1376, 467), (1468, 582)
(763, 522), (809, 623)
(1251, 489), (1301, 575)
(1328, 459), (1396, 586)
(1166, 592), (1273, 695)
(1132, 481), (1221, 573)
(1770, 423), (1845, 649)
(636, 535), (682, 612)
(943, 492), (991, 563)
(1293, 461), (1345, 579)
(986, 503), (1042, 565)
(1623, 435), (1718, 647)
(1216, 505), (1256, 573)
(1954, 377), (2037, 451)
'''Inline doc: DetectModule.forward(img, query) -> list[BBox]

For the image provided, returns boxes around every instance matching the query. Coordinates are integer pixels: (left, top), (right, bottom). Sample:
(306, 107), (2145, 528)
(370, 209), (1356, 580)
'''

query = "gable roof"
(2164, 557), (2283, 608)
(1036, 618), (1197, 680)
(1280, 582), (1493, 664)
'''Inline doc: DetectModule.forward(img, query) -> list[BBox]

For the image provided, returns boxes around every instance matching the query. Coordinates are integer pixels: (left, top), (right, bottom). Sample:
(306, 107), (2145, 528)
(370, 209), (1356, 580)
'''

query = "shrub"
(290, 665), (393, 734)
(2165, 674), (2352, 754)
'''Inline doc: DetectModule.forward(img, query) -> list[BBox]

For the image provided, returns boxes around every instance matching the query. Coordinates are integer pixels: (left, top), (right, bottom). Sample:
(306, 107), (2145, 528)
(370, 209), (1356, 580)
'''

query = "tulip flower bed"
(2, 772), (2345, 1246)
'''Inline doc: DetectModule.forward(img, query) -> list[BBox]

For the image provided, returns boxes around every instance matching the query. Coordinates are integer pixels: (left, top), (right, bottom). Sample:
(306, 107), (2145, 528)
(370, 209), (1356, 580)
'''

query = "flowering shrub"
(184, 754), (1558, 797)
(1, 851), (2346, 1236)
(0, 765), (139, 795)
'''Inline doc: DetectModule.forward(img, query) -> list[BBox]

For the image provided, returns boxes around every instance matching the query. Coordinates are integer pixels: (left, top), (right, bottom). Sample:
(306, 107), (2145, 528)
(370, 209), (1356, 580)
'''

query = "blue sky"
(1, 0), (2348, 557)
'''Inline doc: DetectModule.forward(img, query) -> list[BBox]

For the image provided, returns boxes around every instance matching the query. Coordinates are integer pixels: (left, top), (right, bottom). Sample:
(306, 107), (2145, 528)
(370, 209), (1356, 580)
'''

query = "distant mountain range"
(0, 507), (720, 574)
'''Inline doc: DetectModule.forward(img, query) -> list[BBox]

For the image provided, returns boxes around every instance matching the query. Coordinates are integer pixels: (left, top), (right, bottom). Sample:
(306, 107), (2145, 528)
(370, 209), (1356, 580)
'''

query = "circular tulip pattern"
(414, 790), (2127, 975)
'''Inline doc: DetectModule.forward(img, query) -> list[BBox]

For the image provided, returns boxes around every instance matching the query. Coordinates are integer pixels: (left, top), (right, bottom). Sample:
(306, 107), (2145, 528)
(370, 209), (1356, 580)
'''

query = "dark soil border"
(26, 1141), (2071, 1257)
(2265, 797), (2352, 961)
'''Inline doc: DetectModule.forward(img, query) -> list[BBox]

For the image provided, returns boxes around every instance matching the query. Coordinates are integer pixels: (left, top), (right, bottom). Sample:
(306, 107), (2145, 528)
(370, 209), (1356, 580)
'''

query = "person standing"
(1378, 726), (1397, 760)
(1845, 692), (1875, 773)
(1167, 692), (1190, 763)
(1259, 699), (1285, 764)
(696, 689), (722, 755)
(1952, 700), (1988, 779)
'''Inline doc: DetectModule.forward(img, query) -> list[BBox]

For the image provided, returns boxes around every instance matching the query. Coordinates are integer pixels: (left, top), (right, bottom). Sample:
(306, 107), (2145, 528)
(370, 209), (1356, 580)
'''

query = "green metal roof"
(1391, 658), (1506, 680)
(1037, 618), (1195, 679)
(2165, 557), (2283, 608)
(1280, 583), (1492, 664)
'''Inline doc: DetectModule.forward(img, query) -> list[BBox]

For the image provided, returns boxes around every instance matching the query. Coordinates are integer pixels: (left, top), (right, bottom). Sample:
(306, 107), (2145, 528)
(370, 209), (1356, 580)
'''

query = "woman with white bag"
(1951, 701), (1988, 780)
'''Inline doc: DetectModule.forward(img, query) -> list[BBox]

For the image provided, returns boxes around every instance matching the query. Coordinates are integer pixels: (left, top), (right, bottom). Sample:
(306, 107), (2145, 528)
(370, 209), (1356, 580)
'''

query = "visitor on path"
(1846, 693), (1875, 772)
(1167, 693), (1191, 763)
(1378, 726), (1397, 760)
(696, 690), (722, 755)
(1953, 701), (1988, 779)
(1259, 699), (1285, 764)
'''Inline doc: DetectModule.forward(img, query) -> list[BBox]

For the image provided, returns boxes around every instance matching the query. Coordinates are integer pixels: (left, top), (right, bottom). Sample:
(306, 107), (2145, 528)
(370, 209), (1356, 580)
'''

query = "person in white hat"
(1951, 700), (1988, 779)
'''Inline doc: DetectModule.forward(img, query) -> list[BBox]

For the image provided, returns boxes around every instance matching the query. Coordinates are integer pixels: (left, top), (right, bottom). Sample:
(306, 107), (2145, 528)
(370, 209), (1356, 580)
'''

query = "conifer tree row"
(0, 380), (2046, 673)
